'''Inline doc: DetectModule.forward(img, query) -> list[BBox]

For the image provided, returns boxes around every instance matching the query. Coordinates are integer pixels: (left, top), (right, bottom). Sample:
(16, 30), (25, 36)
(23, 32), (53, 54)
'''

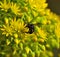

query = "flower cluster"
(0, 0), (21, 15)
(0, 0), (60, 57)
(1, 17), (29, 37)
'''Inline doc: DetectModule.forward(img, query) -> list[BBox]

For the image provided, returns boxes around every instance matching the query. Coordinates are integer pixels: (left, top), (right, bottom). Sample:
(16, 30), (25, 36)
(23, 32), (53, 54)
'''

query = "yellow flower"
(36, 26), (46, 39)
(1, 24), (13, 36)
(10, 2), (21, 15)
(29, 0), (47, 12)
(14, 39), (20, 44)
(39, 29), (46, 39)
(14, 33), (18, 38)
(0, 17), (29, 38)
(0, 18), (13, 36)
(0, 0), (10, 12)
(10, 18), (29, 33)
(4, 18), (9, 24)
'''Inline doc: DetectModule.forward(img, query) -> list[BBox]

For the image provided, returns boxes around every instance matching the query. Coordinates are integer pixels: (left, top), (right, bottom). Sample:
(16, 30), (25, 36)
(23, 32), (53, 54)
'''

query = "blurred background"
(46, 0), (60, 15)
(46, 0), (60, 57)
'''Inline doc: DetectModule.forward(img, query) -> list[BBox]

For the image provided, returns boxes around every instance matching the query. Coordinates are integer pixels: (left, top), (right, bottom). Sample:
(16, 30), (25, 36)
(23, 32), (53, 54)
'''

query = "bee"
(26, 24), (34, 34)
(26, 23), (41, 34)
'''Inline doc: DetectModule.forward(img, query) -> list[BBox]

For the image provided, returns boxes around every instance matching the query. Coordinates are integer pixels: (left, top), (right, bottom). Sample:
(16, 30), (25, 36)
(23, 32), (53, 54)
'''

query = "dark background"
(46, 0), (60, 15)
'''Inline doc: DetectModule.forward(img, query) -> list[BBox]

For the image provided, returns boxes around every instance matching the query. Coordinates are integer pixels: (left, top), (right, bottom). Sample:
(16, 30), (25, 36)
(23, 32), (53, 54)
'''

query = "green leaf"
(22, 53), (27, 57)
(19, 43), (23, 50)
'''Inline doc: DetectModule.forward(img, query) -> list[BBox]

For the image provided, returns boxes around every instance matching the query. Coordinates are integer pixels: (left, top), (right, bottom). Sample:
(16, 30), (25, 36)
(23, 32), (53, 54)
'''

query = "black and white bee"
(26, 24), (34, 34)
(26, 23), (41, 34)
